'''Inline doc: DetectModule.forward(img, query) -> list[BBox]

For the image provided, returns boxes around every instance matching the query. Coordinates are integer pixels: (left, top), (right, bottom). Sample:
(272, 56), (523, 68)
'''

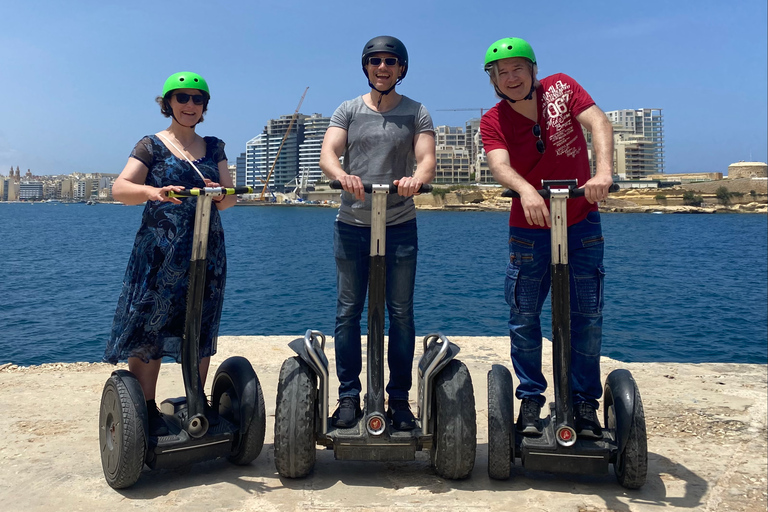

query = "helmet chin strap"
(368, 77), (402, 109)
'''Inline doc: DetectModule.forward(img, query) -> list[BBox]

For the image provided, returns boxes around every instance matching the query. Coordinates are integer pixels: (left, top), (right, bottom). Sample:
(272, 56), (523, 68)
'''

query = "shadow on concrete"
(113, 442), (708, 511)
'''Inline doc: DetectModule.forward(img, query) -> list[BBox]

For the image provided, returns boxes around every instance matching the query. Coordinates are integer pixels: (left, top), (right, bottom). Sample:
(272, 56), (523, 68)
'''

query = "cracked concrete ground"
(1, 336), (766, 511)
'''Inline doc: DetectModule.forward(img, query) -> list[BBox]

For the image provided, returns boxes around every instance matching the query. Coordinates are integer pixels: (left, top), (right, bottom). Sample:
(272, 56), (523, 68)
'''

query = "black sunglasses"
(174, 93), (206, 105)
(368, 57), (399, 66)
(532, 124), (545, 154)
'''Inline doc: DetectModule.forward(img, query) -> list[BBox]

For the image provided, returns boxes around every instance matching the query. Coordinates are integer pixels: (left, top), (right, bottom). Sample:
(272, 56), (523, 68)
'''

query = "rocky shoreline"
(411, 178), (768, 214)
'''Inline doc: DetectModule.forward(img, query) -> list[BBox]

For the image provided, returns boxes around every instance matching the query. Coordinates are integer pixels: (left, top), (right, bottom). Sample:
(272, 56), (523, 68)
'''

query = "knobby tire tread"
(101, 378), (145, 489)
(432, 359), (476, 479)
(487, 365), (513, 480)
(274, 356), (316, 478)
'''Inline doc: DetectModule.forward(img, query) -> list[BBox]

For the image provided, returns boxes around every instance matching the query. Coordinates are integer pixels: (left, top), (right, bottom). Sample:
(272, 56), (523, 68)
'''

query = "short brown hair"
(155, 93), (209, 123)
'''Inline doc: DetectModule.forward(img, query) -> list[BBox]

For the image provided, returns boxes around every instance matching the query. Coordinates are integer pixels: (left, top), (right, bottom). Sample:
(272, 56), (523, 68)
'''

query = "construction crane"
(259, 86), (309, 201)
(436, 108), (489, 117)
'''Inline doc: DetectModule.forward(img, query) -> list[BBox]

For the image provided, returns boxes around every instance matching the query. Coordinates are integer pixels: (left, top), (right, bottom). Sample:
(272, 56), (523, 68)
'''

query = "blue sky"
(1, 0), (766, 176)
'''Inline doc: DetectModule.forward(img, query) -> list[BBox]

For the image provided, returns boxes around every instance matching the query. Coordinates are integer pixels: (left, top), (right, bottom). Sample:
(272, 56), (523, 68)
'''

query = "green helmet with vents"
(161, 72), (210, 98)
(484, 38), (536, 72)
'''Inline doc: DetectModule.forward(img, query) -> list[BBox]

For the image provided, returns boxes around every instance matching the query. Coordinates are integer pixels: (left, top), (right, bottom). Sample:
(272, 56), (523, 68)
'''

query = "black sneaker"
(575, 402), (603, 439)
(204, 401), (220, 426)
(332, 396), (361, 428)
(146, 404), (169, 436)
(387, 399), (416, 431)
(516, 398), (542, 435)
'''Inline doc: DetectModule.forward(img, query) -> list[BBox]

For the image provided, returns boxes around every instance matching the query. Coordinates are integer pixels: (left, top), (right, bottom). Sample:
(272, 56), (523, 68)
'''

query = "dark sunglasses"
(532, 124), (545, 154)
(368, 57), (399, 66)
(174, 93), (206, 105)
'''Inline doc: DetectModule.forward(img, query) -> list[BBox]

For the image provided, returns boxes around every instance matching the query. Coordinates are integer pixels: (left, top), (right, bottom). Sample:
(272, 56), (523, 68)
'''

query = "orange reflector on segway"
(369, 417), (382, 432)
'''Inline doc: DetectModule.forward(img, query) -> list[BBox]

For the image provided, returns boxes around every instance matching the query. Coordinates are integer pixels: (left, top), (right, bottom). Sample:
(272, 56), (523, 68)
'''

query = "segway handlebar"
(329, 180), (433, 194)
(167, 186), (255, 198)
(501, 183), (620, 199)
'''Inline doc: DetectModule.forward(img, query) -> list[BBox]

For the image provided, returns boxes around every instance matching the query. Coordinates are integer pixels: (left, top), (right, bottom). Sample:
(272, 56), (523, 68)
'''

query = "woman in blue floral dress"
(104, 72), (236, 435)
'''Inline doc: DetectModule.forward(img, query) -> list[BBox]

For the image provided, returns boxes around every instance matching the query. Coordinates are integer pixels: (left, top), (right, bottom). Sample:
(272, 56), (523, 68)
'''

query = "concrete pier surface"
(1, 336), (766, 511)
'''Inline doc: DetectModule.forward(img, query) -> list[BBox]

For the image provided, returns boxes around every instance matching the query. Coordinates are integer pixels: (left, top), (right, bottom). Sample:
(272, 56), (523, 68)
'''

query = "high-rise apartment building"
(601, 108), (665, 179)
(244, 114), (307, 193)
(434, 125), (471, 184)
(298, 114), (331, 186)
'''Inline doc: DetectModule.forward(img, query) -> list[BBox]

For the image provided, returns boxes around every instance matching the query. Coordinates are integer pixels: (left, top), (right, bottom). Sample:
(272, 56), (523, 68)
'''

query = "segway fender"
(605, 369), (637, 451)
(418, 335), (460, 378)
(215, 356), (258, 434)
(288, 335), (328, 377)
(112, 369), (149, 437)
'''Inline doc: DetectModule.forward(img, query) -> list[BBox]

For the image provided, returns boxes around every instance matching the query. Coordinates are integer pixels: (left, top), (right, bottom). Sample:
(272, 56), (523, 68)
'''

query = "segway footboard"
(518, 407), (612, 475)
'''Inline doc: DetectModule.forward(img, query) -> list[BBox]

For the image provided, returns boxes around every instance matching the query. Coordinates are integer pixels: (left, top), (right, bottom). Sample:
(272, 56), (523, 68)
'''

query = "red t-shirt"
(480, 73), (596, 228)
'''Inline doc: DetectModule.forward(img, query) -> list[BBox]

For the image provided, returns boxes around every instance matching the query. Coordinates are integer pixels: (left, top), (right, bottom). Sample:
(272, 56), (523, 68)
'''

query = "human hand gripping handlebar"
(501, 183), (620, 198)
(167, 186), (255, 198)
(329, 180), (433, 194)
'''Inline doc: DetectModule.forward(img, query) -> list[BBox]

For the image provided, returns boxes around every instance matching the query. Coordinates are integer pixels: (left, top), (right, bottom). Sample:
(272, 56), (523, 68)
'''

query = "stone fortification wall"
(728, 162), (768, 179)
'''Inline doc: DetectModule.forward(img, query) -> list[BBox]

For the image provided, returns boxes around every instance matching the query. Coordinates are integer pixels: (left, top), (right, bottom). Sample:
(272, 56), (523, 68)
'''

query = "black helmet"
(361, 35), (409, 80)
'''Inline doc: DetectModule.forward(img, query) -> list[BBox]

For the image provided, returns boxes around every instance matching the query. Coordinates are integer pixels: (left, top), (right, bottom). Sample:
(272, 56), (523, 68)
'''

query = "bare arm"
(211, 159), (237, 210)
(112, 157), (184, 206)
(577, 105), (614, 203)
(487, 148), (550, 227)
(395, 130), (436, 197)
(320, 126), (364, 200)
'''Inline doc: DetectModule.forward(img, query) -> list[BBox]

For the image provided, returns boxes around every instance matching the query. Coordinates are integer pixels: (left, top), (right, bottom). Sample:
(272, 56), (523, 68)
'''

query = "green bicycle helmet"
(484, 37), (536, 72)
(484, 38), (537, 103)
(162, 71), (210, 98)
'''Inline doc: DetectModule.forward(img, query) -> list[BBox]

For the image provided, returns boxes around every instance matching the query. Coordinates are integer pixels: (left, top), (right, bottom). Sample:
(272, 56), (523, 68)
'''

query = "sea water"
(0, 202), (765, 366)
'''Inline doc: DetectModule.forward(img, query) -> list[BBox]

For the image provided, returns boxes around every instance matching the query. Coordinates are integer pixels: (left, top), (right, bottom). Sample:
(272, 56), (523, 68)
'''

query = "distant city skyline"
(1, 1), (766, 176)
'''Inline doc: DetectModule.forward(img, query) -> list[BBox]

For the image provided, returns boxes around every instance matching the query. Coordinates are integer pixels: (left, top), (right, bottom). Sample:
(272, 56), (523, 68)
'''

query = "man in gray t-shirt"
(319, 35), (436, 431)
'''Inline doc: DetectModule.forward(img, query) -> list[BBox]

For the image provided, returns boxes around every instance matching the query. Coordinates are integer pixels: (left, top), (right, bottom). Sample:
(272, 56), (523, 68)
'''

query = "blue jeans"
(505, 211), (605, 409)
(333, 219), (418, 401)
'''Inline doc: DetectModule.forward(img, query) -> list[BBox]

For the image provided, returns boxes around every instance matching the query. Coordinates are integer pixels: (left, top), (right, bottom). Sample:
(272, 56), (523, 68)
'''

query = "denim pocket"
(505, 260), (542, 314)
(581, 235), (605, 248)
(583, 210), (602, 225)
(504, 262), (521, 311)
(509, 235), (535, 248)
(574, 264), (605, 314)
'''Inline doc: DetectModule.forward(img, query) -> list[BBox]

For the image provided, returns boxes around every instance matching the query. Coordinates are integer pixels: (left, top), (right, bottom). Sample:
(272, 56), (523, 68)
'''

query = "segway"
(273, 181), (476, 479)
(487, 180), (647, 489)
(99, 186), (267, 489)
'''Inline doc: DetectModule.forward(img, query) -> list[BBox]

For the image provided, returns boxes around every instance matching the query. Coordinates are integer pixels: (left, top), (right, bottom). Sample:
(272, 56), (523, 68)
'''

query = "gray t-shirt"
(329, 94), (434, 226)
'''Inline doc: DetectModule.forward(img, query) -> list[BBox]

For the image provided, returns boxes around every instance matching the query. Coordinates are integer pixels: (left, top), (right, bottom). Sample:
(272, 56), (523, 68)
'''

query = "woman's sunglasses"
(174, 93), (206, 105)
(533, 124), (545, 154)
(368, 57), (399, 66)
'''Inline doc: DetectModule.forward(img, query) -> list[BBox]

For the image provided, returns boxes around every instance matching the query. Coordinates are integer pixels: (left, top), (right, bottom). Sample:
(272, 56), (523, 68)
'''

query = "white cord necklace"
(157, 132), (207, 184)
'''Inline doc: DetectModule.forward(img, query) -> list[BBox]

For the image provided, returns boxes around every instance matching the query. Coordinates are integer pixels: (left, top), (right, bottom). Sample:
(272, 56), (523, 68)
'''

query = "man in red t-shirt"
(480, 37), (614, 438)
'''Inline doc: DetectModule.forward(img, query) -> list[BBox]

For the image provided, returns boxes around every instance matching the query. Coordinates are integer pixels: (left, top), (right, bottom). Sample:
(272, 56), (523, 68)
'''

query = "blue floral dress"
(104, 134), (228, 364)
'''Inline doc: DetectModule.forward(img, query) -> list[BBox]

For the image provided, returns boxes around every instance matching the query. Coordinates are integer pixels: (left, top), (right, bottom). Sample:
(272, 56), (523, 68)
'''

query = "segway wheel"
(212, 356), (266, 465)
(99, 373), (146, 489)
(487, 364), (514, 480)
(604, 372), (648, 489)
(430, 359), (476, 479)
(274, 356), (317, 478)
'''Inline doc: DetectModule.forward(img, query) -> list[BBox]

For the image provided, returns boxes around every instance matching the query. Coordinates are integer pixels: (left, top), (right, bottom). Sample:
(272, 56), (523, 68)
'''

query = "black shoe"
(146, 403), (169, 436)
(575, 402), (603, 439)
(387, 399), (416, 431)
(204, 401), (220, 426)
(332, 396), (361, 428)
(516, 398), (542, 435)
